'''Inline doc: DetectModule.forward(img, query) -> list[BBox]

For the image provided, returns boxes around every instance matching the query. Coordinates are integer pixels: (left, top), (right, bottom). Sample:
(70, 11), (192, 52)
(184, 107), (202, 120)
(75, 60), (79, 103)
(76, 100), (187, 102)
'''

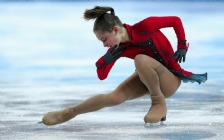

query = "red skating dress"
(95, 16), (207, 84)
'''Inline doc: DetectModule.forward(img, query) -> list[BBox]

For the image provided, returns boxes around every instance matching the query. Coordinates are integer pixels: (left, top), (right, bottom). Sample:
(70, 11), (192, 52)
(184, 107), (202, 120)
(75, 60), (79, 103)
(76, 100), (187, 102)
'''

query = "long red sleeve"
(145, 16), (186, 41)
(133, 16), (187, 50)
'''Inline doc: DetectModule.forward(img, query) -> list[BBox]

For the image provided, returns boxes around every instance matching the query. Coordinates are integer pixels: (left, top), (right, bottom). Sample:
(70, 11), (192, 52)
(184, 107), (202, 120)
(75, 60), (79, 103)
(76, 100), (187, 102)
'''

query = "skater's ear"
(113, 25), (119, 34)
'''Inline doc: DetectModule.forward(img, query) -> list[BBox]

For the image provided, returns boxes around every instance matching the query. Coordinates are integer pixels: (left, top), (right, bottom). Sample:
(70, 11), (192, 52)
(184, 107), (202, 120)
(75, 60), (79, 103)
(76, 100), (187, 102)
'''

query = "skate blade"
(144, 116), (167, 128)
(37, 121), (43, 124)
(144, 121), (166, 128)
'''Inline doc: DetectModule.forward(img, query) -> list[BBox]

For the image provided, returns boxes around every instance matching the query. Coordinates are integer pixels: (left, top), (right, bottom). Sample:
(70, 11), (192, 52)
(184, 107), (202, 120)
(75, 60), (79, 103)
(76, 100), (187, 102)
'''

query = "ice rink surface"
(0, 83), (224, 140)
(0, 0), (224, 139)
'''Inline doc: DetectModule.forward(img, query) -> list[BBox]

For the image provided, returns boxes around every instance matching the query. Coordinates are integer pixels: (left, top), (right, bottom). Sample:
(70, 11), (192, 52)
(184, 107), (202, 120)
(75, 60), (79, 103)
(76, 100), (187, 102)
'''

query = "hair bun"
(110, 9), (115, 16)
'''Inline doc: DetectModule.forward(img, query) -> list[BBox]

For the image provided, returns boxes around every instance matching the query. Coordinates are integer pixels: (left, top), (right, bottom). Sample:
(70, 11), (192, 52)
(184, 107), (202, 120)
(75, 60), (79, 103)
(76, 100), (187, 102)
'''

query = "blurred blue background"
(0, 0), (223, 86)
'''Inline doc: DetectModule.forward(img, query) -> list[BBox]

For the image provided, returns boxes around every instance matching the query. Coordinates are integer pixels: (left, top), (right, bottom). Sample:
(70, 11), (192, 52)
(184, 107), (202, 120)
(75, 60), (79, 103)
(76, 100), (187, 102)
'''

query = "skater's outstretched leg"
(134, 54), (181, 123)
(42, 107), (76, 125)
(42, 72), (148, 125)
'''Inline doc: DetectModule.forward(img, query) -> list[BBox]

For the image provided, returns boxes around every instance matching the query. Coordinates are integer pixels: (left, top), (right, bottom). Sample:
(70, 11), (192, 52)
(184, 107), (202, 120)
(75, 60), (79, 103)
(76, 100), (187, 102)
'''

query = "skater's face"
(95, 25), (121, 48)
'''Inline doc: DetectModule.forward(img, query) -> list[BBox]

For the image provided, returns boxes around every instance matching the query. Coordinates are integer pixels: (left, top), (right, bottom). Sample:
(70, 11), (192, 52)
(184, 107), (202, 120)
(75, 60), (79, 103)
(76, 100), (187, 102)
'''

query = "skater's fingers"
(175, 54), (180, 62)
(183, 55), (186, 62)
(109, 45), (117, 52)
(179, 55), (183, 63)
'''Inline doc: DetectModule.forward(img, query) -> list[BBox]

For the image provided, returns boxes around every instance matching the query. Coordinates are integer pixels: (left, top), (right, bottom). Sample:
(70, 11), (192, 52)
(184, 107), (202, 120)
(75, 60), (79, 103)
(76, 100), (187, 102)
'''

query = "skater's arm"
(147, 16), (186, 43)
(145, 16), (189, 63)
(138, 16), (187, 49)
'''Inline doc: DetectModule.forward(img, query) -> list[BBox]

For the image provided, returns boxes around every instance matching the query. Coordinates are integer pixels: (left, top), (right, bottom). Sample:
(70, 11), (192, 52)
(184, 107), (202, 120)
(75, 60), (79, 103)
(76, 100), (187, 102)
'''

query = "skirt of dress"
(170, 69), (208, 84)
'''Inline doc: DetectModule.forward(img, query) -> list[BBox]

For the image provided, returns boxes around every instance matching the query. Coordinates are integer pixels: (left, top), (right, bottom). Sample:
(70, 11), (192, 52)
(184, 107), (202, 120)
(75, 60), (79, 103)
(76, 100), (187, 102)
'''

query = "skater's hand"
(170, 40), (189, 63)
(170, 48), (187, 63)
(102, 45), (123, 64)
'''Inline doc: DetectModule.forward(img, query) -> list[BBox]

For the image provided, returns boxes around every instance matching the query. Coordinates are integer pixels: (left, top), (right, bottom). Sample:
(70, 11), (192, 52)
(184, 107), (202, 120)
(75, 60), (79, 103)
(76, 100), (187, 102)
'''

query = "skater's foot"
(144, 94), (167, 123)
(42, 108), (76, 126)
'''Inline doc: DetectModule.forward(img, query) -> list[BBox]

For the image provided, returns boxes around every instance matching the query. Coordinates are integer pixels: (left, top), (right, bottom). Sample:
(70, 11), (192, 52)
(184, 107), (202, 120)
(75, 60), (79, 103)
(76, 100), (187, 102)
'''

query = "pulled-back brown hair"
(84, 6), (122, 33)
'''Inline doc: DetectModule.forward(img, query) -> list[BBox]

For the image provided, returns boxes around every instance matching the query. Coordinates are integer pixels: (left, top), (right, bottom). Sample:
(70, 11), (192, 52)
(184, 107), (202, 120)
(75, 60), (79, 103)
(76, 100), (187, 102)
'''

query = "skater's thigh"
(158, 65), (181, 98)
(147, 56), (181, 98)
(112, 72), (149, 101)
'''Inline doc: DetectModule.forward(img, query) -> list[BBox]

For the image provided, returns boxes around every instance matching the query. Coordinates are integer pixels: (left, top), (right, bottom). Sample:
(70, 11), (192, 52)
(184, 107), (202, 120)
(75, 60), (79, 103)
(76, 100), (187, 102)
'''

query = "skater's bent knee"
(135, 55), (149, 68)
(134, 54), (156, 71)
(134, 54), (146, 64)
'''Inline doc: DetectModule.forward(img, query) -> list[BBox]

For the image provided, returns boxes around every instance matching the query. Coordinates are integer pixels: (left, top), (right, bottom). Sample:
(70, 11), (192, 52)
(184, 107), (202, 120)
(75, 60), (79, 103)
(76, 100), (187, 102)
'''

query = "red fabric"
(96, 57), (115, 80)
(96, 16), (193, 80)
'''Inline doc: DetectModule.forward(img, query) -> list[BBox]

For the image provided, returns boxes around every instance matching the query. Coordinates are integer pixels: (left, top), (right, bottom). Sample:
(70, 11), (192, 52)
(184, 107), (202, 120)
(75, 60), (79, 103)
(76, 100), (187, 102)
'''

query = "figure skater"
(41, 6), (207, 126)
